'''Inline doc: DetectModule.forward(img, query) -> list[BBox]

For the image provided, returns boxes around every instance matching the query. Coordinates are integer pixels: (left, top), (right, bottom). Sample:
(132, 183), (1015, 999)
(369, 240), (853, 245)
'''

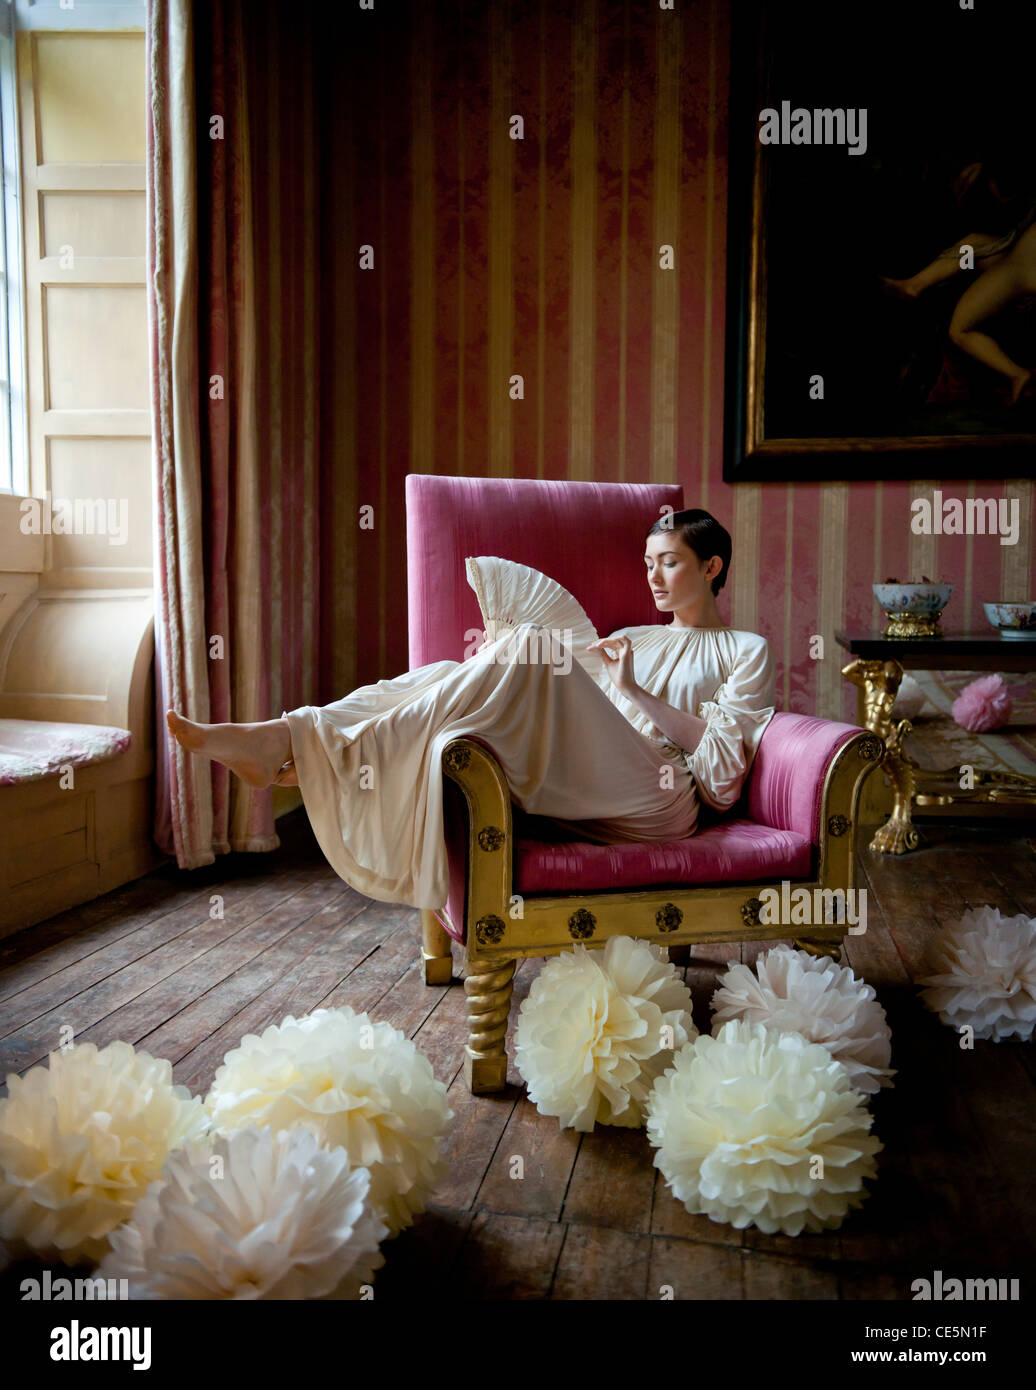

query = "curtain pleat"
(147, 0), (327, 866)
(147, 0), (217, 868)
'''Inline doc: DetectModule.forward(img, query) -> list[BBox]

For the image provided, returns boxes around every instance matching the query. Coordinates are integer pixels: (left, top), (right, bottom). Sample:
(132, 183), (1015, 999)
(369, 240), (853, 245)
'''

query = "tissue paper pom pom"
(98, 1126), (387, 1299)
(204, 1007), (452, 1236)
(0, 1042), (209, 1266)
(919, 905), (1036, 1041)
(952, 674), (1012, 732)
(645, 1020), (882, 1236)
(711, 946), (895, 1095)
(892, 672), (927, 721)
(515, 936), (697, 1132)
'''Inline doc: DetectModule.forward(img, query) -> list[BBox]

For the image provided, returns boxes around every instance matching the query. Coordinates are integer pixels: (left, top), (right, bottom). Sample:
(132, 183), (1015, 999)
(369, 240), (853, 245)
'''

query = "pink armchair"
(406, 474), (883, 1093)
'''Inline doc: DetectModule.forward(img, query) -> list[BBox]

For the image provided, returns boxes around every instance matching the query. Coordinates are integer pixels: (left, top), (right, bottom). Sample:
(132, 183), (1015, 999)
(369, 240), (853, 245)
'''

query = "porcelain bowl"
(872, 582), (953, 616)
(983, 600), (1036, 639)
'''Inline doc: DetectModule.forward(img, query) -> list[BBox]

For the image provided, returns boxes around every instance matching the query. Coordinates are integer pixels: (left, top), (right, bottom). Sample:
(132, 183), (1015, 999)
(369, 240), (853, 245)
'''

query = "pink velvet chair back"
(406, 474), (684, 667)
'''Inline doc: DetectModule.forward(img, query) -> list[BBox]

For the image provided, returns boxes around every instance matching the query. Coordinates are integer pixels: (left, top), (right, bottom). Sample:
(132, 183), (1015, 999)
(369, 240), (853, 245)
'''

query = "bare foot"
(1008, 369), (1033, 405)
(881, 276), (920, 302)
(165, 710), (292, 789)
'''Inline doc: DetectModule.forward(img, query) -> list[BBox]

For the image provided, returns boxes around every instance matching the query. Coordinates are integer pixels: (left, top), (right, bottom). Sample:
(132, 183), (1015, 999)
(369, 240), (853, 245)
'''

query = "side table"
(835, 629), (1036, 854)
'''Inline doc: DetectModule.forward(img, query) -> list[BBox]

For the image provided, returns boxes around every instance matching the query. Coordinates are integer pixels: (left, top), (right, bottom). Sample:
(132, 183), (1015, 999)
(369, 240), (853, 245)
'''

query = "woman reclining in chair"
(166, 510), (776, 911)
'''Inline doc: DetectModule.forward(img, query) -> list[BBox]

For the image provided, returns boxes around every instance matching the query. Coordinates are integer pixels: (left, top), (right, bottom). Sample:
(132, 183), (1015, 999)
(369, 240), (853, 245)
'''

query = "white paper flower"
(204, 1007), (452, 1236)
(0, 1042), (209, 1265)
(97, 1126), (387, 1299)
(918, 905), (1036, 1041)
(645, 1020), (882, 1236)
(514, 936), (697, 1132)
(711, 946), (895, 1094)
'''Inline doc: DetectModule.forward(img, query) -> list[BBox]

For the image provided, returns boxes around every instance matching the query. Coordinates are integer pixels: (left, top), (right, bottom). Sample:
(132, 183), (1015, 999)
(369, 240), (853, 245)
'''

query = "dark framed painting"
(723, 0), (1036, 482)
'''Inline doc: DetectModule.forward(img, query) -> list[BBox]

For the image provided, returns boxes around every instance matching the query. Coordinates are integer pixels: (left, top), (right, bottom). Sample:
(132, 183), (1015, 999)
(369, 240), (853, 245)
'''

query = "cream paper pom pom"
(204, 1007), (452, 1237)
(711, 946), (895, 1095)
(919, 905), (1036, 1041)
(0, 1041), (209, 1266)
(645, 1020), (882, 1236)
(514, 936), (697, 1132)
(97, 1126), (387, 1299)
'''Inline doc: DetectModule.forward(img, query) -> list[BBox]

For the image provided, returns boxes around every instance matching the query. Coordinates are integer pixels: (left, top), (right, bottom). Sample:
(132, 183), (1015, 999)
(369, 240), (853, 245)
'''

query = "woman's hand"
(586, 636), (640, 699)
(588, 636), (710, 756)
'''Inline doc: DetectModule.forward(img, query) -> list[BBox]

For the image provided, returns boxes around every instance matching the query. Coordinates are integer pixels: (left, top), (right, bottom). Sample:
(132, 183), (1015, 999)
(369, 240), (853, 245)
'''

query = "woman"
(167, 509), (776, 909)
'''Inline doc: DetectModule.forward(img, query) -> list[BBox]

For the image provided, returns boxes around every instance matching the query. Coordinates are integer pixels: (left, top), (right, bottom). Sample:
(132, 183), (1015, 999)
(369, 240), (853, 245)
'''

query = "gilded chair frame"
(421, 728), (884, 1094)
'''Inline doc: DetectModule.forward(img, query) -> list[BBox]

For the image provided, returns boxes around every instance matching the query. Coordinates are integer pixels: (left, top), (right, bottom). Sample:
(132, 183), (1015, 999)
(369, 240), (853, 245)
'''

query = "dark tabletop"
(835, 630), (1036, 671)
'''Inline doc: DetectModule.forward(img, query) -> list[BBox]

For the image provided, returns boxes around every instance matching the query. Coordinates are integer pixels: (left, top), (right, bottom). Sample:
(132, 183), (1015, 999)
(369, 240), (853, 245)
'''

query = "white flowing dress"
(282, 558), (777, 910)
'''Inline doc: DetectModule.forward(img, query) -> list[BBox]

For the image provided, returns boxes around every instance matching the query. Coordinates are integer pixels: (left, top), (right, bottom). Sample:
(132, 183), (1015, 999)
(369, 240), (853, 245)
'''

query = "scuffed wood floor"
(1, 809), (1034, 1301)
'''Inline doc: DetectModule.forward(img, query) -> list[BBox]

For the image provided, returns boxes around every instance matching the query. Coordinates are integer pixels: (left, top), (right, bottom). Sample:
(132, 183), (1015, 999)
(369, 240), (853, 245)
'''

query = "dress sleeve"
(684, 635), (777, 812)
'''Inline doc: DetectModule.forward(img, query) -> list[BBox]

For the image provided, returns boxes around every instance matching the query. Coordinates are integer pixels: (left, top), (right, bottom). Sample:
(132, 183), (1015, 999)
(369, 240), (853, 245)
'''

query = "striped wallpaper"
(244, 0), (1034, 725)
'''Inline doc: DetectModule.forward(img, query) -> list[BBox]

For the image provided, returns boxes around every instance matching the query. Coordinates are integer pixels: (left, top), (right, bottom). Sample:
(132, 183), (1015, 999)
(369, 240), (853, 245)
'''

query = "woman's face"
(644, 531), (720, 613)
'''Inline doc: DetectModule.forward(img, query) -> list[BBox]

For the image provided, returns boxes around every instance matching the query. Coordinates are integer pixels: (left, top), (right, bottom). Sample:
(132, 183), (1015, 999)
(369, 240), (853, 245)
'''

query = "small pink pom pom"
(952, 674), (1013, 732)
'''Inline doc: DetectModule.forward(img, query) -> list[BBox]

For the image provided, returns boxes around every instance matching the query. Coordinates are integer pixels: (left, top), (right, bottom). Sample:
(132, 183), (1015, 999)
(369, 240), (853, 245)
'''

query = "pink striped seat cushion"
(514, 818), (813, 894)
(0, 719), (131, 787)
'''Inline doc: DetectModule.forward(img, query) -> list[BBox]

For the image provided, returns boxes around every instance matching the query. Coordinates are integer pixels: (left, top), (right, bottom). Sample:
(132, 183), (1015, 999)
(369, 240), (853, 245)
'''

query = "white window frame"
(14, 2), (146, 32)
(0, 0), (28, 496)
(1, 1), (146, 496)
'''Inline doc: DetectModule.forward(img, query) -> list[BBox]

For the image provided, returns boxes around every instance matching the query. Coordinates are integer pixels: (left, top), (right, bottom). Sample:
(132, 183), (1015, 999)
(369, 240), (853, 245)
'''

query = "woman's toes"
(166, 710), (205, 751)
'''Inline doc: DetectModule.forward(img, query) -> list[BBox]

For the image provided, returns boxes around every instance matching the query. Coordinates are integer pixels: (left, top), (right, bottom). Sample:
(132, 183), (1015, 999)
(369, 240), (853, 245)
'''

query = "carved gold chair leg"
(794, 937), (844, 961)
(463, 955), (516, 1094)
(421, 909), (454, 985)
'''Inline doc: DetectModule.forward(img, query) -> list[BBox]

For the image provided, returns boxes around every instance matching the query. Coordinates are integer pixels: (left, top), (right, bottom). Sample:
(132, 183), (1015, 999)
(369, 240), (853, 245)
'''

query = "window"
(0, 0), (27, 496)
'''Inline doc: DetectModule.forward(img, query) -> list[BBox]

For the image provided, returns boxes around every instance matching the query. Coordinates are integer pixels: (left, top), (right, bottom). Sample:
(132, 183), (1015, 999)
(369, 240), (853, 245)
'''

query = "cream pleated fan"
(465, 556), (607, 682)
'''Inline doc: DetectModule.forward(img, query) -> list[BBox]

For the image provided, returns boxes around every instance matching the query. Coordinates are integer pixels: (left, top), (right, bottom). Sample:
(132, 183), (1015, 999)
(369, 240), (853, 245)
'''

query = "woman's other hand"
(586, 636), (640, 698)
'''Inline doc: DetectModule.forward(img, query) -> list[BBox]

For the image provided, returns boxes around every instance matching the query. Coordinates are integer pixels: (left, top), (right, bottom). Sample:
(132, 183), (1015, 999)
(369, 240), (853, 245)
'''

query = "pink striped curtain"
(146, 0), (331, 866)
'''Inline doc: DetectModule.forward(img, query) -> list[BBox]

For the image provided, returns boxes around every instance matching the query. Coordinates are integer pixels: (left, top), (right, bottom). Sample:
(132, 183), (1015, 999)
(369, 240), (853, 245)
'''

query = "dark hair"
(645, 508), (731, 597)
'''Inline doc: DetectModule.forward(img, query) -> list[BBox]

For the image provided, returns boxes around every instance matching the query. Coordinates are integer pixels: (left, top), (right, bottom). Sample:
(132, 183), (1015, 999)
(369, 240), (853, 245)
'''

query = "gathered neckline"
(619, 624), (732, 635)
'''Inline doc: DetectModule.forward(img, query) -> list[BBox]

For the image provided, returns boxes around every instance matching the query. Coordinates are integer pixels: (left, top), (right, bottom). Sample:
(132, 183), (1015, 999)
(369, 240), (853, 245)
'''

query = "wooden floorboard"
(0, 872), (280, 1008)
(0, 875), (324, 1078)
(97, 883), (366, 1074)
(1, 808), (1034, 1300)
(166, 899), (404, 1095)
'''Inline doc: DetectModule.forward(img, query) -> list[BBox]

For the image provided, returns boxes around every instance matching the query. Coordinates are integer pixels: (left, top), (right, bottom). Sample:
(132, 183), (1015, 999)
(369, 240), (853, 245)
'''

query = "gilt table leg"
(421, 909), (454, 985)
(463, 955), (515, 1094)
(869, 764), (921, 853)
(843, 656), (921, 855)
(867, 697), (921, 856)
